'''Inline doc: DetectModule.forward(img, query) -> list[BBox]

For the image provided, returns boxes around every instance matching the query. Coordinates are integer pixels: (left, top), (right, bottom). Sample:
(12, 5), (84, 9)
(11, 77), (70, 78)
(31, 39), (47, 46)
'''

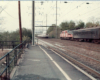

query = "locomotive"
(60, 30), (73, 40)
(60, 26), (100, 43)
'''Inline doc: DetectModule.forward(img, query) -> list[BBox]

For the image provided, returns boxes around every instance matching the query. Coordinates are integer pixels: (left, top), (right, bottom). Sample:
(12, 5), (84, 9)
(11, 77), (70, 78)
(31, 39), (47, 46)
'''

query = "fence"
(0, 41), (31, 50)
(0, 41), (28, 80)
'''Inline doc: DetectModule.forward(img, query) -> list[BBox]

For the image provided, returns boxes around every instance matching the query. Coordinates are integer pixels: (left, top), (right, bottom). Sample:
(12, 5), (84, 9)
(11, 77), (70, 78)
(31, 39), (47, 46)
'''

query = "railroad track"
(63, 40), (100, 52)
(54, 44), (100, 71)
(40, 38), (100, 60)
(41, 38), (100, 52)
(39, 39), (100, 79)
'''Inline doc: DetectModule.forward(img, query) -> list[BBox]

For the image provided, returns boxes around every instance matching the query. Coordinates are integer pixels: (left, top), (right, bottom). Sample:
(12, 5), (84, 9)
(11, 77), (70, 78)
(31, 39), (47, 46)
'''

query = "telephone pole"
(56, 1), (57, 38)
(42, 21), (43, 32)
(32, 1), (35, 45)
(46, 14), (47, 32)
(18, 1), (22, 43)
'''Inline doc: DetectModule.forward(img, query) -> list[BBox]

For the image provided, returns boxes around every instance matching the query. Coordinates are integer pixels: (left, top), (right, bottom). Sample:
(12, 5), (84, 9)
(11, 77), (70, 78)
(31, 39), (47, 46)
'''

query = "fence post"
(8, 54), (10, 79)
(6, 55), (8, 80)
(37, 38), (38, 45)
(12, 41), (15, 48)
(9, 41), (10, 49)
(14, 49), (17, 66)
(2, 42), (3, 51)
(6, 54), (10, 80)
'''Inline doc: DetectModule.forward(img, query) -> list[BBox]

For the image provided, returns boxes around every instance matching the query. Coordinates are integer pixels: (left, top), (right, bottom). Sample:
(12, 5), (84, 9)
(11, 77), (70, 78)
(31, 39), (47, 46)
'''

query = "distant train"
(60, 26), (100, 44)
(37, 33), (49, 38)
(37, 31), (49, 38)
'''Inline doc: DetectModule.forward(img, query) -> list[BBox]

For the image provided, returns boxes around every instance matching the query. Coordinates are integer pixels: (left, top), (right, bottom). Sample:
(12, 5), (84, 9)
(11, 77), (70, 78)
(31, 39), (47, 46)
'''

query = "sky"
(0, 1), (100, 32)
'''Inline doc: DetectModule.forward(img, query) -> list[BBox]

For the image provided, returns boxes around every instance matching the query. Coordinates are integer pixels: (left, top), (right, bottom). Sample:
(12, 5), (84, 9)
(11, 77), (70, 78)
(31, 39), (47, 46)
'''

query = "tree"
(69, 21), (75, 30)
(0, 28), (32, 42)
(47, 24), (56, 35)
(22, 28), (32, 40)
(85, 21), (100, 28)
(60, 21), (69, 31)
(46, 24), (61, 38)
(87, 17), (100, 27)
(95, 21), (100, 26)
(75, 20), (84, 29)
(85, 22), (93, 28)
(0, 31), (10, 41)
(22, 36), (31, 41)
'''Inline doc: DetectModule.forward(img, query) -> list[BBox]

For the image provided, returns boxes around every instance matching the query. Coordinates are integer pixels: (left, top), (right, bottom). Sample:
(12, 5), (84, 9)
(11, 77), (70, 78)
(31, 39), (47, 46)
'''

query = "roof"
(73, 26), (100, 31)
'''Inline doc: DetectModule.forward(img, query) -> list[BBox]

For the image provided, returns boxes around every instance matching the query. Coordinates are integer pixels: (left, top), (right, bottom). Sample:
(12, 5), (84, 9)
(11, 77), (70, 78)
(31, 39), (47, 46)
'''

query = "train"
(37, 34), (49, 38)
(37, 31), (49, 38)
(60, 26), (100, 44)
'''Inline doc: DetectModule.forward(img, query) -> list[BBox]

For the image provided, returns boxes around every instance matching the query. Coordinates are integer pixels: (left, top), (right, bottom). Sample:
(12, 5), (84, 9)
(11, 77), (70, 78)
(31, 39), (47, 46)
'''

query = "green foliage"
(85, 22), (93, 28)
(60, 21), (76, 30)
(60, 21), (69, 30)
(60, 20), (84, 30)
(23, 36), (31, 41)
(69, 21), (75, 30)
(46, 20), (85, 39)
(47, 24), (56, 34)
(75, 21), (84, 29)
(85, 21), (100, 28)
(0, 28), (32, 42)
(22, 28), (32, 40)
(47, 24), (61, 38)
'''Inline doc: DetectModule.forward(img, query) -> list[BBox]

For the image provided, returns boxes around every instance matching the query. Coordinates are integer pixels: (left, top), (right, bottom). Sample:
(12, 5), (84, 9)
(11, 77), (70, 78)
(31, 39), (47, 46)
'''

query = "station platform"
(11, 45), (92, 80)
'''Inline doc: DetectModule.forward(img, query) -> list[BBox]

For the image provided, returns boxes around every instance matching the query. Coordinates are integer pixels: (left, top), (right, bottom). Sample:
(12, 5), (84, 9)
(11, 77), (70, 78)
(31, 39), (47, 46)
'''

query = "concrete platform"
(11, 45), (92, 80)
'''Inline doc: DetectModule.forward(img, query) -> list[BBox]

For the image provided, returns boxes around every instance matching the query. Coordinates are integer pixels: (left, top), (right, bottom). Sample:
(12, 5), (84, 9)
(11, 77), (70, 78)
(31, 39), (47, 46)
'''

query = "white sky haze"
(0, 1), (100, 32)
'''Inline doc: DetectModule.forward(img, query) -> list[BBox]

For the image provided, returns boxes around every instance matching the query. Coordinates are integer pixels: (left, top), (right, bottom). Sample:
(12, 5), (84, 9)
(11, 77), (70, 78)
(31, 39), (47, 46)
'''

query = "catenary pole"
(46, 14), (47, 33)
(18, 1), (22, 43)
(32, 1), (35, 45)
(56, 0), (57, 38)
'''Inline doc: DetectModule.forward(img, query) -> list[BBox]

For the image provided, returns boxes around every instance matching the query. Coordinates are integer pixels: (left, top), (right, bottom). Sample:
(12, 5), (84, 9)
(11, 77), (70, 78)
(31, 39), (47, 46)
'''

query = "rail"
(0, 41), (27, 80)
(40, 40), (100, 79)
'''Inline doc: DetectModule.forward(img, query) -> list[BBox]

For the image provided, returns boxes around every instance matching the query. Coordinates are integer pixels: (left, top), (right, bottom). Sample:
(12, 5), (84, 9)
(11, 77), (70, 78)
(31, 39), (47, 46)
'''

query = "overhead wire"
(35, 2), (43, 26)
(58, 2), (77, 22)
(2, 9), (18, 19)
(73, 5), (100, 19)
(36, 1), (100, 27)
(58, 2), (84, 22)
(0, 1), (10, 14)
(56, 2), (77, 24)
(81, 11), (100, 21)
(69, 4), (100, 22)
(0, 2), (17, 19)
(40, 1), (56, 26)
(41, 2), (56, 21)
(58, 2), (100, 24)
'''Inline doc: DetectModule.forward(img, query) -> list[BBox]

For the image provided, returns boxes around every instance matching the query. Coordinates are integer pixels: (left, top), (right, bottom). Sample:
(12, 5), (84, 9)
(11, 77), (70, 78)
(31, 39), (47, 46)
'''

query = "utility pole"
(18, 1), (22, 43)
(46, 14), (47, 33)
(56, 1), (57, 38)
(32, 1), (35, 45)
(42, 21), (43, 33)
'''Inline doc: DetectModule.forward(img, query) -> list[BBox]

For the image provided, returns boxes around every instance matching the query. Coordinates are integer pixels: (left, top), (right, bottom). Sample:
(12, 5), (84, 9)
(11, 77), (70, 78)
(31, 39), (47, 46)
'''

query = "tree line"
(47, 20), (100, 38)
(0, 28), (32, 42)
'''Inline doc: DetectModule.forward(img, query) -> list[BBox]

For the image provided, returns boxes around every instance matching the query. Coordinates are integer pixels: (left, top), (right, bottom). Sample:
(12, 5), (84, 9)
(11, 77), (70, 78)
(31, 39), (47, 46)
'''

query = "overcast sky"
(0, 1), (100, 32)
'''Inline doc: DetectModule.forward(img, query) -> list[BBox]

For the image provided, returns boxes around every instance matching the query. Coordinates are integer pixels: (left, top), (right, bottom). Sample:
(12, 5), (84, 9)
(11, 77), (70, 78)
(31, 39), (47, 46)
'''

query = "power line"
(81, 12), (100, 20)
(71, 6), (100, 22)
(41, 2), (56, 23)
(57, 2), (100, 24)
(0, 2), (10, 14)
(2, 9), (17, 19)
(58, 2), (84, 22)
(73, 5), (100, 19)
(0, 2), (17, 19)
